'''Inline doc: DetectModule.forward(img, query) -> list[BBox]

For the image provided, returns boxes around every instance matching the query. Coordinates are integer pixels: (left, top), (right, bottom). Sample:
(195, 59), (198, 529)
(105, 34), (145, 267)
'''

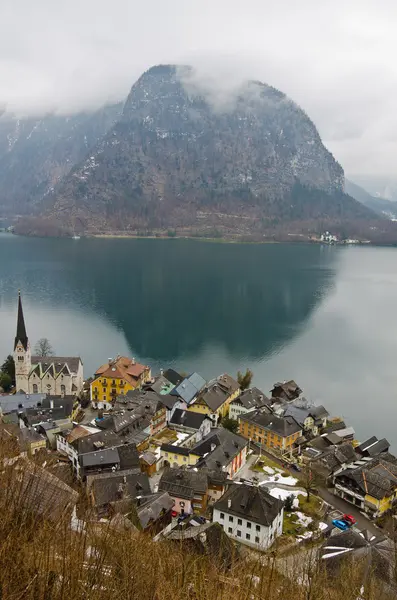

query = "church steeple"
(14, 291), (28, 350)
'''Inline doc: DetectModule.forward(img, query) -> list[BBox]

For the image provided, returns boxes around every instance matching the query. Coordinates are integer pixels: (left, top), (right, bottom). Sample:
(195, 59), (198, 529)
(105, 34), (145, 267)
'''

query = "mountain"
(0, 103), (122, 215)
(345, 179), (397, 219)
(36, 64), (373, 235)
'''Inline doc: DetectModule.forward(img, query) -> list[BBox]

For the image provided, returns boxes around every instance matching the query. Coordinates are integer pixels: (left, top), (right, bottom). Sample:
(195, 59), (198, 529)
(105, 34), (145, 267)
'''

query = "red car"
(342, 514), (356, 525)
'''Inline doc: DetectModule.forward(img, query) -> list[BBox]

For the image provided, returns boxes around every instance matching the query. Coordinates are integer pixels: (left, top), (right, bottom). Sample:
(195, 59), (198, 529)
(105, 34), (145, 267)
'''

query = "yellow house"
(238, 410), (302, 451)
(19, 428), (47, 455)
(160, 443), (200, 468)
(188, 374), (240, 420)
(91, 356), (151, 410)
(334, 458), (397, 517)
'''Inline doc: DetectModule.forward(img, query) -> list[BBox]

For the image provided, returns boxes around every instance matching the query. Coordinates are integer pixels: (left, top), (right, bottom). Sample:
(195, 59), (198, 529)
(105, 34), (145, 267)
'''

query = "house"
(162, 520), (235, 568)
(203, 469), (230, 505)
(213, 483), (284, 550)
(69, 429), (140, 479)
(238, 410), (302, 451)
(192, 428), (248, 478)
(56, 424), (100, 460)
(159, 468), (210, 514)
(36, 420), (73, 450)
(143, 372), (176, 396)
(333, 455), (397, 517)
(87, 469), (151, 517)
(356, 436), (390, 458)
(330, 426), (355, 442)
(170, 372), (206, 405)
(321, 528), (396, 592)
(139, 451), (159, 477)
(91, 356), (152, 409)
(188, 374), (240, 420)
(150, 394), (180, 436)
(13, 294), (83, 396)
(169, 409), (212, 445)
(229, 387), (271, 420)
(160, 443), (200, 468)
(270, 380), (302, 403)
(18, 427), (47, 455)
(163, 369), (183, 386)
(309, 443), (357, 477)
(281, 404), (328, 436)
(135, 492), (175, 533)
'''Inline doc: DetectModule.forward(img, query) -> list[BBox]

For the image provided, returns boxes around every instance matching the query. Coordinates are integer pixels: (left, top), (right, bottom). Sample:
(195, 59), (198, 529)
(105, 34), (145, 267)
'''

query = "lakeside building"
(13, 293), (83, 396)
(238, 409), (302, 451)
(187, 374), (241, 421)
(91, 356), (151, 409)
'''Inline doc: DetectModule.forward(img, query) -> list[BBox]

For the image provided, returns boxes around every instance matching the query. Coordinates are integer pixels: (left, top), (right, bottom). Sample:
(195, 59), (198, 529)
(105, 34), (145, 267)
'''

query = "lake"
(1, 233), (397, 448)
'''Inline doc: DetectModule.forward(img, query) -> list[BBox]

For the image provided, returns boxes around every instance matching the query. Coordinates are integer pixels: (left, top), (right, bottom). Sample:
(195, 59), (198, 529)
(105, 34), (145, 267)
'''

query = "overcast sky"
(1, 0), (396, 177)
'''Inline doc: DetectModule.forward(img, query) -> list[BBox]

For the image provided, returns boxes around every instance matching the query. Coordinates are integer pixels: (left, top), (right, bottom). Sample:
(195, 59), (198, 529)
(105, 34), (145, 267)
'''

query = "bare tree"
(34, 338), (54, 357)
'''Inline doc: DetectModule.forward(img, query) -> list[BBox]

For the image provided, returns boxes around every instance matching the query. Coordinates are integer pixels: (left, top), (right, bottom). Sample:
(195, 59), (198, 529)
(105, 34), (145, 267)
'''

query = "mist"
(1, 0), (397, 177)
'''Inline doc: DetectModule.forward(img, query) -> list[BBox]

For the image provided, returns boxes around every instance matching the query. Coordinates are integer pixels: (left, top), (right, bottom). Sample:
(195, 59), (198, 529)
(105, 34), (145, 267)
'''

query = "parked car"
(342, 514), (357, 525)
(291, 463), (301, 472)
(332, 519), (350, 531)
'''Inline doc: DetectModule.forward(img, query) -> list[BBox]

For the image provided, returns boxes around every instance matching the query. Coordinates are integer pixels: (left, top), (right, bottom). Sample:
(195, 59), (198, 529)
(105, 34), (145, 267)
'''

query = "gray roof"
(0, 393), (46, 415)
(308, 405), (329, 419)
(161, 443), (190, 456)
(170, 408), (210, 430)
(192, 428), (248, 470)
(117, 443), (140, 469)
(80, 448), (120, 467)
(171, 373), (206, 404)
(140, 451), (158, 466)
(240, 410), (302, 437)
(31, 356), (82, 375)
(137, 492), (175, 529)
(195, 375), (240, 412)
(335, 456), (397, 500)
(163, 369), (183, 385)
(73, 430), (120, 453)
(283, 405), (312, 427)
(357, 437), (390, 457)
(214, 483), (283, 526)
(233, 387), (270, 410)
(91, 471), (151, 506)
(321, 529), (396, 588)
(24, 396), (75, 425)
(159, 468), (209, 499)
(316, 443), (357, 471)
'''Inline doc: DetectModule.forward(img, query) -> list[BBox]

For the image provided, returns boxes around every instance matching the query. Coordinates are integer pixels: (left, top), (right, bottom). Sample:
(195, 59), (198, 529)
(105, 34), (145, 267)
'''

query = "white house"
(13, 293), (84, 396)
(213, 484), (284, 550)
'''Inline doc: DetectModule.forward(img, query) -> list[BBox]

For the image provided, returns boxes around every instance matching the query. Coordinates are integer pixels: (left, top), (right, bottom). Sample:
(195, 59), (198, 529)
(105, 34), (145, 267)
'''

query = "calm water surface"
(1, 233), (397, 447)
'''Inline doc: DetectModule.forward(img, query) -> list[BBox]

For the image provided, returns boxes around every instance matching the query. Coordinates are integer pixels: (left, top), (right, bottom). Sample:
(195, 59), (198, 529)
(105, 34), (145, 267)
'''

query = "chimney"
(160, 368), (164, 376)
(108, 358), (113, 365)
(132, 357), (136, 365)
(227, 499), (231, 509)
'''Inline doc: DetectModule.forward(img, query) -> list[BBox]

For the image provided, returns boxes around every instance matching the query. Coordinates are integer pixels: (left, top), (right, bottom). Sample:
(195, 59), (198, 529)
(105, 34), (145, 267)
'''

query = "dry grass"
(0, 439), (396, 600)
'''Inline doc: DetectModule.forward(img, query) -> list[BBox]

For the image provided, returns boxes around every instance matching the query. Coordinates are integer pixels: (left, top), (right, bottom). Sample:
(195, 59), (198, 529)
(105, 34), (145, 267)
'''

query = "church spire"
(14, 291), (28, 350)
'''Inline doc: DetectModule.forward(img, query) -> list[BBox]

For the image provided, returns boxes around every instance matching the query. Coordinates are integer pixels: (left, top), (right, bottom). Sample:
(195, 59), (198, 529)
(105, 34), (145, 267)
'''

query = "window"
(103, 395), (106, 400)
(46, 384), (51, 391)
(103, 388), (106, 393)
(255, 536), (260, 544)
(32, 384), (38, 393)
(237, 518), (242, 526)
(220, 513), (224, 520)
(247, 521), (251, 529)
(61, 384), (66, 393)
(256, 525), (260, 532)
(237, 530), (241, 538)
(228, 527), (232, 534)
(17, 356), (24, 362)
(229, 516), (233, 522)
(246, 533), (251, 541)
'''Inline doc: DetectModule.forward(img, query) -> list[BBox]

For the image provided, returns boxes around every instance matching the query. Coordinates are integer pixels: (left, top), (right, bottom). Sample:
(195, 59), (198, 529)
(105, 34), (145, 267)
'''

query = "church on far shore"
(13, 293), (84, 396)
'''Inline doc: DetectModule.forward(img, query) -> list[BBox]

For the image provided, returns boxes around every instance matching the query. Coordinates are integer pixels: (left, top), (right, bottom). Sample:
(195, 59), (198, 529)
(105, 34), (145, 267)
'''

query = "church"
(13, 293), (84, 396)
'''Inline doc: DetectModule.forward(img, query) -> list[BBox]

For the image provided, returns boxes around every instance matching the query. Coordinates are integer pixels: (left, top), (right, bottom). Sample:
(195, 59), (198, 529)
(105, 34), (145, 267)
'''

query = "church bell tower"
(13, 292), (31, 393)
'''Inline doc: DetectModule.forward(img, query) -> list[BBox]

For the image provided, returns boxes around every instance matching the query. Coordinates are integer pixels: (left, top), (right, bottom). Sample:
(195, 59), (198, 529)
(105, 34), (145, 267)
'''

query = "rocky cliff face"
(0, 103), (122, 214)
(3, 65), (375, 233)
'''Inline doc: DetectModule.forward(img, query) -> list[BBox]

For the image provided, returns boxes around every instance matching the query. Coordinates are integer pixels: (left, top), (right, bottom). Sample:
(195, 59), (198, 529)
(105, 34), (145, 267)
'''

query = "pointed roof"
(14, 292), (28, 350)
